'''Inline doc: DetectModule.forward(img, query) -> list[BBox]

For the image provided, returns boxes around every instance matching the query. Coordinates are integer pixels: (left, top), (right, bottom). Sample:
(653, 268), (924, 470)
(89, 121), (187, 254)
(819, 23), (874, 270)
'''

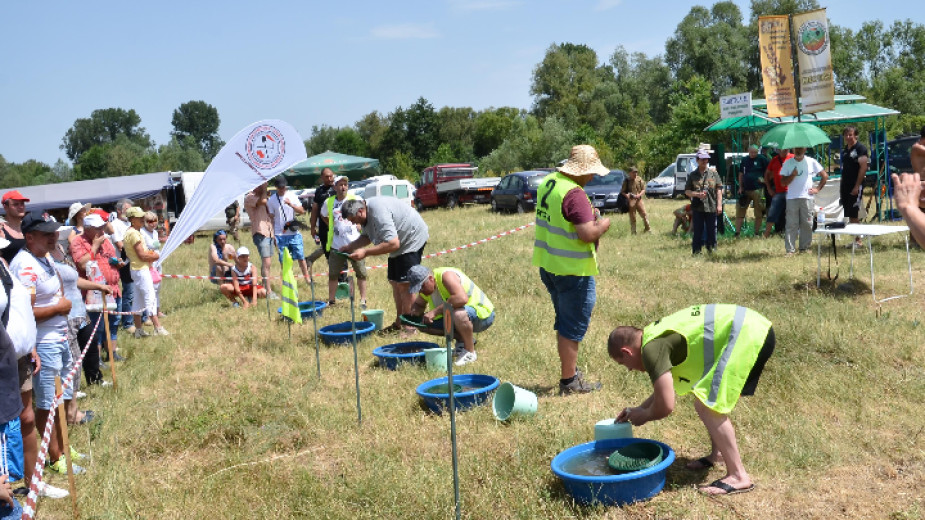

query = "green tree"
(157, 138), (207, 172)
(61, 107), (152, 162)
(404, 97), (439, 169)
(171, 100), (224, 160)
(530, 43), (605, 128)
(381, 150), (417, 181)
(355, 111), (388, 158)
(333, 128), (368, 156)
(303, 125), (341, 156)
(473, 107), (521, 157)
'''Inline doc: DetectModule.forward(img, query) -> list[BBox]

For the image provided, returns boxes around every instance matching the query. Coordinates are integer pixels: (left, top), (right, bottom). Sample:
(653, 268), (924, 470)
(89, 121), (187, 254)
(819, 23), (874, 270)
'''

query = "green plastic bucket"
(335, 282), (350, 300)
(361, 309), (385, 330)
(492, 382), (538, 421)
(424, 348), (449, 372)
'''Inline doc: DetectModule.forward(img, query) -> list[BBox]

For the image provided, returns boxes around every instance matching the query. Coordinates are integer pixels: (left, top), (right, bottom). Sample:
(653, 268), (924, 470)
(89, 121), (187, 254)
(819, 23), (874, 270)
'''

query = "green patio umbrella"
(286, 150), (380, 184)
(760, 122), (831, 149)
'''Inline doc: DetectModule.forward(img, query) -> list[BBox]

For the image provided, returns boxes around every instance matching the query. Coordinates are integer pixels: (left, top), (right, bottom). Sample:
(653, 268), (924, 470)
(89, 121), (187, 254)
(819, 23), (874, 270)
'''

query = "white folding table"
(814, 223), (913, 303)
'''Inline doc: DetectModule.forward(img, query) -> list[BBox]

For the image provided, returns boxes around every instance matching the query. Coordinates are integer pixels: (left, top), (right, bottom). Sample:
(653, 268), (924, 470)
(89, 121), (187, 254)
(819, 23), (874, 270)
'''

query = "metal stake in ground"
(309, 263), (321, 379)
(53, 376), (79, 519)
(444, 301), (461, 520)
(101, 294), (118, 390)
(348, 275), (362, 425)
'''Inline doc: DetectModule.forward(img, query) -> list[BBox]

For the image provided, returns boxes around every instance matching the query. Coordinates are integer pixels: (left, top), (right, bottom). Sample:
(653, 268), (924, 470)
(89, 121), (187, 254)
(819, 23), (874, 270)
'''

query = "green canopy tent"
(705, 95), (900, 220)
(285, 151), (381, 186)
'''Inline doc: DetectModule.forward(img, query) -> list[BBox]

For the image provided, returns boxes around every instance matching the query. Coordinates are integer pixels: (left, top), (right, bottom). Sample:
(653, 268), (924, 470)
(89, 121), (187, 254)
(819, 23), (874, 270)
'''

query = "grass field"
(37, 198), (925, 519)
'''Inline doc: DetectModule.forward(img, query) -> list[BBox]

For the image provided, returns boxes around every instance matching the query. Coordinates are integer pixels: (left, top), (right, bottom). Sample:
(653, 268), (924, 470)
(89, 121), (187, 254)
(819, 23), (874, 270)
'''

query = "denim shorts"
(276, 233), (305, 262)
(33, 338), (74, 410)
(432, 307), (495, 333)
(767, 193), (786, 224)
(539, 268), (596, 342)
(252, 233), (274, 259)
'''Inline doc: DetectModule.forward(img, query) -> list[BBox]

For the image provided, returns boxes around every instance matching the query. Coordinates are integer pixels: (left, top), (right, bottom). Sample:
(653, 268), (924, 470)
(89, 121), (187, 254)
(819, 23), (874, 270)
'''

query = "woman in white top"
(141, 212), (164, 318)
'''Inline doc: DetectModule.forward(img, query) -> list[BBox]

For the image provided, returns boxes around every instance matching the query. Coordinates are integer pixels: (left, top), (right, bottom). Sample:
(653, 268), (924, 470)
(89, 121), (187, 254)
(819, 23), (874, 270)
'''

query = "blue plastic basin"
(551, 437), (675, 506)
(373, 341), (438, 370)
(277, 300), (327, 318)
(415, 374), (500, 415)
(318, 321), (376, 345)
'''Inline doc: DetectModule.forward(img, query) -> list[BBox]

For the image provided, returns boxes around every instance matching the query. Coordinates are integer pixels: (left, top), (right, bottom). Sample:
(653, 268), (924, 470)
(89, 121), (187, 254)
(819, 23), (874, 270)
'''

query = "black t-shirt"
(840, 142), (868, 192)
(740, 155), (769, 191)
(0, 226), (24, 265)
(312, 184), (336, 235)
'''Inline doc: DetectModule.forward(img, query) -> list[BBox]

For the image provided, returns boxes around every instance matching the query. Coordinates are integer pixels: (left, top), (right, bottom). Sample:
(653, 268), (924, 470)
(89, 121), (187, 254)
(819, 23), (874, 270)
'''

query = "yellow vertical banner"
(793, 8), (835, 114)
(758, 15), (798, 117)
(281, 249), (302, 324)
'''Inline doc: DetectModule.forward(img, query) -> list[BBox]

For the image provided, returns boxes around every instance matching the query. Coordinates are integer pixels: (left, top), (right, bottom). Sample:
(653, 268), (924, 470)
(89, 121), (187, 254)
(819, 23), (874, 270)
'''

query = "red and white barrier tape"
(22, 313), (104, 520)
(161, 221), (536, 281)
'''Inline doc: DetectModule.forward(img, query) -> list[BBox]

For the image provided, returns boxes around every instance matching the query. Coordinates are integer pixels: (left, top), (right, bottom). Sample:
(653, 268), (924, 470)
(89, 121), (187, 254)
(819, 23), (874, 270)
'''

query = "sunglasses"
(145, 219), (157, 223)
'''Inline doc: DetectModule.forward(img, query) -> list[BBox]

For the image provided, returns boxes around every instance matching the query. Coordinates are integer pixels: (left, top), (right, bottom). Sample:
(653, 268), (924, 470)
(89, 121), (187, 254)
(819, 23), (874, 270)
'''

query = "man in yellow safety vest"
(407, 265), (494, 367)
(534, 144), (612, 395)
(607, 304), (776, 496)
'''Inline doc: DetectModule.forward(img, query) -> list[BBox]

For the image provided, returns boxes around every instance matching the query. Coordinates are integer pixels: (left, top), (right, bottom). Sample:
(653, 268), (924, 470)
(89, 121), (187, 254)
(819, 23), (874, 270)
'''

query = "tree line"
(3, 0), (924, 189)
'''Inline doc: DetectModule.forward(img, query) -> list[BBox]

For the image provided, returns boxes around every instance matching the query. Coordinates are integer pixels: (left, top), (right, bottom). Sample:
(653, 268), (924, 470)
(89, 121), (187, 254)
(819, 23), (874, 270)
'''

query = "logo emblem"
(245, 125), (286, 170)
(798, 20), (828, 55)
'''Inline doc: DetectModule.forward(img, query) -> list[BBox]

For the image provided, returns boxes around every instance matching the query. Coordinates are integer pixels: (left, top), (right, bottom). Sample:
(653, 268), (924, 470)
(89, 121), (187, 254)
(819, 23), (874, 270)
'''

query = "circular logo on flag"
(245, 125), (286, 170)
(798, 20), (828, 55)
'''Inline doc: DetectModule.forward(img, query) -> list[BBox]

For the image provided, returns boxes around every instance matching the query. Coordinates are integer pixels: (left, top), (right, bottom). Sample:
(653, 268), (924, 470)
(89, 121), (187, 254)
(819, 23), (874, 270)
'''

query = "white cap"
(84, 213), (106, 228)
(236, 246), (250, 256)
(334, 175), (349, 184)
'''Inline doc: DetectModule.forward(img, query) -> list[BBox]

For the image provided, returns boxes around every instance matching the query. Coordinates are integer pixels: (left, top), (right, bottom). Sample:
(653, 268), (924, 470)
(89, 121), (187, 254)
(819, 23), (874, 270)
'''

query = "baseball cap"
(84, 213), (106, 228)
(696, 150), (711, 159)
(236, 246), (250, 256)
(334, 175), (349, 184)
(273, 176), (288, 188)
(406, 265), (432, 294)
(1, 190), (29, 204)
(125, 206), (145, 219)
(21, 212), (62, 234)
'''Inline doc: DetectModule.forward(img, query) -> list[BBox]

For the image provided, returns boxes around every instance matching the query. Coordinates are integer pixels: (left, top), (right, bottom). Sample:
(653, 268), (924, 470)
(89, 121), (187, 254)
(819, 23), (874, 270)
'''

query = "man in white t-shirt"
(322, 176), (368, 307)
(268, 176), (310, 285)
(780, 147), (828, 254)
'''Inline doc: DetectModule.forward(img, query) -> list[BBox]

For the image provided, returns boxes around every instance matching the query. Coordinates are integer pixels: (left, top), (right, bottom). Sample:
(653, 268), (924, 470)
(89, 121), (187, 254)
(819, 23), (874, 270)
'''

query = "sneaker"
(233, 302), (241, 308)
(75, 391), (87, 399)
(70, 446), (87, 461)
(142, 318), (153, 326)
(360, 299), (367, 310)
(134, 328), (150, 339)
(154, 327), (170, 336)
(100, 381), (113, 387)
(47, 457), (85, 475)
(113, 351), (125, 362)
(454, 350), (478, 366)
(559, 371), (602, 396)
(76, 410), (95, 425)
(37, 482), (69, 499)
(124, 325), (136, 334)
(267, 291), (280, 300)
(12, 487), (28, 498)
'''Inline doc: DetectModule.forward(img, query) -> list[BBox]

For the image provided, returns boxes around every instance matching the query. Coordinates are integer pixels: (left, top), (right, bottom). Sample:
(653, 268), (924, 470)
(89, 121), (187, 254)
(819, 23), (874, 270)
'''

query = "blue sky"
(1, 1), (920, 166)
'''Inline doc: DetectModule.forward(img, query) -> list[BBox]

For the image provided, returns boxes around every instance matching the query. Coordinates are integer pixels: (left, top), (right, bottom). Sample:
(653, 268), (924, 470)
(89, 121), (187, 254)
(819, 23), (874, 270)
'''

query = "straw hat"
(67, 201), (91, 222)
(557, 145), (609, 177)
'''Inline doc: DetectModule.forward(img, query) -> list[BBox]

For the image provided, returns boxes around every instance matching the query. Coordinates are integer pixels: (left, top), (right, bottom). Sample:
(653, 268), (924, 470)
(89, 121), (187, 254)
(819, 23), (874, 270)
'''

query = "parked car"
(348, 179), (373, 197)
(490, 170), (548, 213)
(645, 164), (677, 198)
(887, 134), (920, 174)
(583, 170), (626, 212)
(362, 179), (416, 207)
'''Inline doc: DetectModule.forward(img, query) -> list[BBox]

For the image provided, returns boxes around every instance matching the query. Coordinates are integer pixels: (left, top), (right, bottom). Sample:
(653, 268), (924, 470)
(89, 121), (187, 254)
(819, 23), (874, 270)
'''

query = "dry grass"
(36, 199), (925, 519)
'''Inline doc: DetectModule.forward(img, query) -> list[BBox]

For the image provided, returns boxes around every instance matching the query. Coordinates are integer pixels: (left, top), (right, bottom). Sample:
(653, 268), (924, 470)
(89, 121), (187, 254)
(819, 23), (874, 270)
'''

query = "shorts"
(240, 284), (263, 298)
(387, 247), (425, 283)
(741, 327), (776, 396)
(210, 264), (229, 285)
(252, 233), (274, 259)
(735, 190), (766, 218)
(766, 193), (786, 224)
(841, 191), (862, 219)
(276, 233), (305, 262)
(539, 267), (596, 342)
(33, 338), (74, 410)
(328, 250), (368, 281)
(17, 356), (33, 393)
(432, 307), (495, 333)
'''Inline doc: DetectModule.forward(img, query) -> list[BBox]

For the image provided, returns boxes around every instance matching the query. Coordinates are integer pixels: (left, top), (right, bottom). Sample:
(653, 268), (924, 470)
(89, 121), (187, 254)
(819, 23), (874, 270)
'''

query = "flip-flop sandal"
(686, 456), (715, 470)
(699, 479), (755, 496)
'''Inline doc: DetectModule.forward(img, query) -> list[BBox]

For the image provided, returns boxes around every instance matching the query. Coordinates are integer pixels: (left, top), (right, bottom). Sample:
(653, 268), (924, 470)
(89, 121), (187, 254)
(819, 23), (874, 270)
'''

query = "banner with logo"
(793, 8), (835, 113)
(758, 15), (798, 118)
(720, 92), (753, 120)
(158, 120), (307, 264)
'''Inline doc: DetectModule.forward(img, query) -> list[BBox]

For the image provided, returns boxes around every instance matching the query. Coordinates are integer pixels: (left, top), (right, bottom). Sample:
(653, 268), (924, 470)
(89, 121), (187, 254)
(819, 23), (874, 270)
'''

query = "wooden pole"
(53, 377), (79, 520)
(102, 294), (118, 390)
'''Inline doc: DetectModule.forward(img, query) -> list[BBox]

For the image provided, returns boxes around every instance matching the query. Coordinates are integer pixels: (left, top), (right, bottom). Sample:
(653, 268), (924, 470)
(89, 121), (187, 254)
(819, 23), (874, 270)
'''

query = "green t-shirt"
(685, 168), (723, 213)
(641, 333), (688, 384)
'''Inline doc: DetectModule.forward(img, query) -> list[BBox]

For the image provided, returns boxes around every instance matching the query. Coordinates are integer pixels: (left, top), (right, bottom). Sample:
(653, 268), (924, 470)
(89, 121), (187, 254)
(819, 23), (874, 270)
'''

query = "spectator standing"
(840, 126), (869, 246)
(780, 147), (827, 255)
(307, 168), (337, 266)
(0, 191), (29, 264)
(224, 200), (240, 242)
(243, 182), (276, 299)
(735, 145), (769, 237)
(341, 197), (429, 332)
(123, 207), (168, 337)
(685, 150), (724, 255)
(141, 211), (164, 319)
(268, 177), (311, 285)
(65, 202), (90, 245)
(323, 176), (368, 308)
(533, 144), (611, 395)
(762, 148), (794, 238)
(621, 167), (650, 234)
(108, 199), (135, 333)
(70, 213), (120, 382)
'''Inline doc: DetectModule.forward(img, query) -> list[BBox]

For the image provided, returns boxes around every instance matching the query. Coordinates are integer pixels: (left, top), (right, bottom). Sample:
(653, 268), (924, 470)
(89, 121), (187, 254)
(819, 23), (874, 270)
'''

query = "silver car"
(645, 164), (677, 198)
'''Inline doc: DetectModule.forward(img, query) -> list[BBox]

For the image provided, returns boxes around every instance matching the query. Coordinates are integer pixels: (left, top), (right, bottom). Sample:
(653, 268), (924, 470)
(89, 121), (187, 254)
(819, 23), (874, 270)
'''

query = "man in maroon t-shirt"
(762, 148), (794, 238)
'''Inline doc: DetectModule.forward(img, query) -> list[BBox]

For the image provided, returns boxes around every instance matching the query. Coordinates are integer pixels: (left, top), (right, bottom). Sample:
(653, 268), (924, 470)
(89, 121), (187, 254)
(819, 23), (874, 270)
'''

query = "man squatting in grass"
(406, 265), (495, 367)
(220, 246), (267, 308)
(534, 144), (611, 395)
(340, 197), (429, 333)
(608, 304), (776, 496)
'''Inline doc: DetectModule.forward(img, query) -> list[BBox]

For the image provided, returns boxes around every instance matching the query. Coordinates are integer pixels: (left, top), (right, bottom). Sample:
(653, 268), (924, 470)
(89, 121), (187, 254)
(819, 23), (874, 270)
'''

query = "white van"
(362, 179), (416, 207)
(673, 151), (748, 196)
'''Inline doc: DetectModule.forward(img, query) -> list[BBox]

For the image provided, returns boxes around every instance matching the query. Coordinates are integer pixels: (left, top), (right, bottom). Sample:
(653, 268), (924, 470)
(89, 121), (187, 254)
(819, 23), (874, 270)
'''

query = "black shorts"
(841, 192), (861, 219)
(741, 327), (775, 396)
(387, 246), (425, 283)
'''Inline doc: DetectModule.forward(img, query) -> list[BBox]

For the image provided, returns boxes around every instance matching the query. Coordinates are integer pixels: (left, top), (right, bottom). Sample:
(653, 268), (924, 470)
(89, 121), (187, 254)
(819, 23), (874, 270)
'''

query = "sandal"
(686, 456), (716, 470)
(699, 479), (755, 496)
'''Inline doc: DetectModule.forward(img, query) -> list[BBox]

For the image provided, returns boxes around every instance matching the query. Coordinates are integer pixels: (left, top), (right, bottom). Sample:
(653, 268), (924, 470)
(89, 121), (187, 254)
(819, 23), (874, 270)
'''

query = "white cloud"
(370, 23), (439, 40)
(595, 0), (622, 11)
(449, 0), (523, 12)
